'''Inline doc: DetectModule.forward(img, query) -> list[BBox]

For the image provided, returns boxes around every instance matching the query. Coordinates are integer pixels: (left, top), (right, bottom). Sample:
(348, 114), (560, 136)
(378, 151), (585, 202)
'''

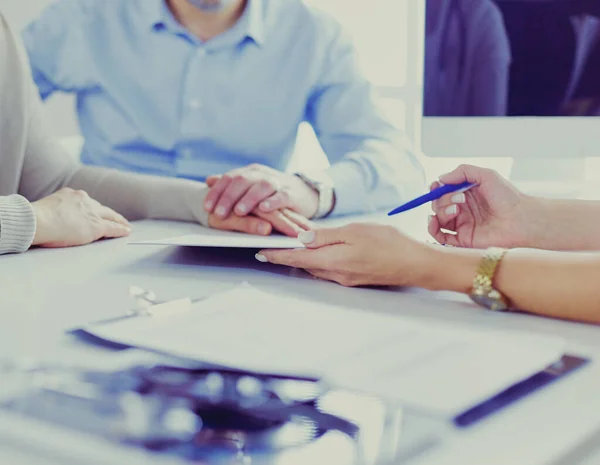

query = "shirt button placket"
(179, 47), (208, 171)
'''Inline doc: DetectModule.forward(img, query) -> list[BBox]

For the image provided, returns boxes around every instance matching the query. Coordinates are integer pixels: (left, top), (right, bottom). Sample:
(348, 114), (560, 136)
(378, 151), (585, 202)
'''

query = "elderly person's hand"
(255, 223), (437, 287)
(204, 164), (320, 220)
(32, 188), (132, 248)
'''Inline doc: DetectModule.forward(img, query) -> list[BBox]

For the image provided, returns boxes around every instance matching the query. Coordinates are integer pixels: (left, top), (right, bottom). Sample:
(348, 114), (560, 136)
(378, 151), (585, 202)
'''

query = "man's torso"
(27, 0), (339, 179)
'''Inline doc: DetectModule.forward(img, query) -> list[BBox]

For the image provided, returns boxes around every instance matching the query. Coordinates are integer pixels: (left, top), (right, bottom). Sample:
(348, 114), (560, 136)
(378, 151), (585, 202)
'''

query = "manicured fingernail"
(298, 231), (315, 244)
(255, 253), (268, 263)
(451, 193), (466, 204)
(261, 201), (271, 210)
(236, 204), (247, 214)
(215, 206), (226, 217)
(445, 205), (458, 215)
(258, 223), (270, 235)
(205, 201), (213, 210)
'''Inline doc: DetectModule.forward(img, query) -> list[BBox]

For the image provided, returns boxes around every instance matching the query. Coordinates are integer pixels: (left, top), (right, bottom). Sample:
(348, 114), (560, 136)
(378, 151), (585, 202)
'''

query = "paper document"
(130, 210), (429, 249)
(130, 229), (304, 249)
(84, 285), (565, 416)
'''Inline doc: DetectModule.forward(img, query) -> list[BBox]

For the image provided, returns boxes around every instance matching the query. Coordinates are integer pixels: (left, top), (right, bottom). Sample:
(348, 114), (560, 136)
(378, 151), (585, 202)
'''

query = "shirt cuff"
(0, 195), (37, 255)
(195, 188), (210, 227)
(325, 161), (371, 216)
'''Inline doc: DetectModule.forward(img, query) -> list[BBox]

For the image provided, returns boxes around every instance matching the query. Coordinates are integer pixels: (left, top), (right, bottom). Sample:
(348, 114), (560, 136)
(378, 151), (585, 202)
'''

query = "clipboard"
(72, 283), (589, 422)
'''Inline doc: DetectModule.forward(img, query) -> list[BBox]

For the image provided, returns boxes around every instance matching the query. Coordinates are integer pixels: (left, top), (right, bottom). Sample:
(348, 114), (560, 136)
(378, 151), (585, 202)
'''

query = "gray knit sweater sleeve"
(0, 195), (36, 254)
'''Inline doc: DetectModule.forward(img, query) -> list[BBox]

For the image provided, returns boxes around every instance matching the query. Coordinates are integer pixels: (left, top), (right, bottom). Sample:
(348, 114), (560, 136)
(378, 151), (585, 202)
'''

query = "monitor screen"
(423, 0), (600, 117)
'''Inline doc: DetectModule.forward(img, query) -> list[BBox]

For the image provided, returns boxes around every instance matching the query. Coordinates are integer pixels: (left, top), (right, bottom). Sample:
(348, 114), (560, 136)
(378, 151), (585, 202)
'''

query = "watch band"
(295, 172), (335, 219)
(470, 247), (511, 311)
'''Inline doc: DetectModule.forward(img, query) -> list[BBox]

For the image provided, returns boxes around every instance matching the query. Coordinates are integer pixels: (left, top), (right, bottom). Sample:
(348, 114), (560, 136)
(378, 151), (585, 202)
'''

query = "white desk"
(1, 219), (600, 465)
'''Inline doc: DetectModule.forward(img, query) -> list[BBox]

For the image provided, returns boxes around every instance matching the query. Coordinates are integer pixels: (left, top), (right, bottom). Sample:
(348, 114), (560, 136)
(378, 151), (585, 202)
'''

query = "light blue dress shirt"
(23, 0), (424, 216)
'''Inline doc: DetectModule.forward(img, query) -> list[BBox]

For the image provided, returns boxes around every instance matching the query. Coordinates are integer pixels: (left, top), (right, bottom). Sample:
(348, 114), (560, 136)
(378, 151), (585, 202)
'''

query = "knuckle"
(232, 174), (249, 184)
(219, 194), (236, 206)
(257, 179), (274, 191)
(219, 174), (233, 184)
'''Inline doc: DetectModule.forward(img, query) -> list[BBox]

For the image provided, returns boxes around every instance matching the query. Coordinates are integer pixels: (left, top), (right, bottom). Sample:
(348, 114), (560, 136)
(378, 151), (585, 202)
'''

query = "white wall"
(2, 0), (79, 137)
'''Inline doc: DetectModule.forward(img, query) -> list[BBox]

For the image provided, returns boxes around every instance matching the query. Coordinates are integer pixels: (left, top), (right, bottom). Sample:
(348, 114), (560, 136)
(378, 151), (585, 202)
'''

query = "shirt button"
(189, 99), (202, 109)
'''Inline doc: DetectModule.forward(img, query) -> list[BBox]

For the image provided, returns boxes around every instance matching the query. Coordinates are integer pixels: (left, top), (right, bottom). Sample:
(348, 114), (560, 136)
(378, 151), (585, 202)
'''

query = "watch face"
(470, 293), (509, 312)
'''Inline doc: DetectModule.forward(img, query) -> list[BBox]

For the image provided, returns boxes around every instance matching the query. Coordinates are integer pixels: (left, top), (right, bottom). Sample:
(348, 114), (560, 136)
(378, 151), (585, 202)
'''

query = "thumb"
(297, 227), (347, 249)
(439, 164), (486, 185)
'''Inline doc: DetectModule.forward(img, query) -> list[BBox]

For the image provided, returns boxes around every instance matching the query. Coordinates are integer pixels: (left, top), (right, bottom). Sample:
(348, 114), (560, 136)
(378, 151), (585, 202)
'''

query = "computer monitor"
(420, 0), (600, 183)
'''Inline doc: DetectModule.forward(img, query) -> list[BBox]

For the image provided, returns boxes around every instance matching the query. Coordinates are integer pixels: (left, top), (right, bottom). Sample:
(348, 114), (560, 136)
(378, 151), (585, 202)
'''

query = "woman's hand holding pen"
(428, 164), (539, 249)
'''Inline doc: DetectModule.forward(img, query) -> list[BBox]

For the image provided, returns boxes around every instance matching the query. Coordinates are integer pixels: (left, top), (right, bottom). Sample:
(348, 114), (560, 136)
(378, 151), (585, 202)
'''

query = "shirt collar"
(244, 0), (266, 46)
(146, 0), (266, 47)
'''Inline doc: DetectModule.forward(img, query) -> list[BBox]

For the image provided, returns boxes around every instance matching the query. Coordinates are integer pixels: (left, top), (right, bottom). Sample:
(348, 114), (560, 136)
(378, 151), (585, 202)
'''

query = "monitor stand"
(509, 157), (586, 199)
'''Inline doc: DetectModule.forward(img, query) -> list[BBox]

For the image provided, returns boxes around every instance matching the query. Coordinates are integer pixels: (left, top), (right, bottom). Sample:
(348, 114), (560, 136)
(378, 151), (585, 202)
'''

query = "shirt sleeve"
(305, 25), (425, 216)
(21, 0), (95, 100)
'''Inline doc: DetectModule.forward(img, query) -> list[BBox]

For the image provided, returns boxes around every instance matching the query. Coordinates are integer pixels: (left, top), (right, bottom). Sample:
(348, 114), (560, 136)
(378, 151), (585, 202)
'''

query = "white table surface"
(1, 218), (600, 465)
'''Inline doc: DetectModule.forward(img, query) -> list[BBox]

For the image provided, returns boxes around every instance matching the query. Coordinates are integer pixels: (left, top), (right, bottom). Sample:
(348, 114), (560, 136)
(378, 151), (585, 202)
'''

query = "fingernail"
(236, 204), (247, 214)
(298, 231), (315, 244)
(215, 206), (226, 217)
(255, 253), (268, 263)
(445, 205), (458, 215)
(205, 201), (213, 211)
(451, 193), (466, 204)
(258, 223), (270, 235)
(261, 201), (271, 210)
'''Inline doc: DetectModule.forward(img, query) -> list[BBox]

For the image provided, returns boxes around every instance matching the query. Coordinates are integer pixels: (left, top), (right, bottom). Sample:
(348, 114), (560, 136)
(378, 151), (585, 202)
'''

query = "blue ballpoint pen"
(387, 181), (478, 216)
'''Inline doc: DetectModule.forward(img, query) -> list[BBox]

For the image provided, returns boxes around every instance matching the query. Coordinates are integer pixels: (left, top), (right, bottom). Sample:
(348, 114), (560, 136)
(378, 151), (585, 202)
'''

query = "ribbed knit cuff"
(0, 195), (36, 255)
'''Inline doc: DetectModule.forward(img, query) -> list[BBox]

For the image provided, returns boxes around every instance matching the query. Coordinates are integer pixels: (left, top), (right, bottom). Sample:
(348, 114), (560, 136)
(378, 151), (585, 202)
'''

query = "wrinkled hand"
(31, 188), (131, 248)
(428, 165), (534, 249)
(204, 164), (319, 219)
(208, 207), (315, 238)
(256, 223), (435, 287)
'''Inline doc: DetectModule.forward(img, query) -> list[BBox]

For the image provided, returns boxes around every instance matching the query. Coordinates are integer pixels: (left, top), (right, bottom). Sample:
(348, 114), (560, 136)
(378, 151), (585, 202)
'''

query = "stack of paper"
(84, 285), (565, 416)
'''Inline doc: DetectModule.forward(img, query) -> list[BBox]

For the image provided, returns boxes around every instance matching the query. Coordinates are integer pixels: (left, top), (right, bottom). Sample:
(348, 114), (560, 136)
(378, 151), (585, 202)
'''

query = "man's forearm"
(67, 166), (209, 226)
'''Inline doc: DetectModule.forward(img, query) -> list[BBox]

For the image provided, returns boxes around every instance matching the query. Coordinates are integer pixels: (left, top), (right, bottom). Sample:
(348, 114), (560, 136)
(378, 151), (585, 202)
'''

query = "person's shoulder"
(265, 0), (345, 43)
(459, 0), (504, 24)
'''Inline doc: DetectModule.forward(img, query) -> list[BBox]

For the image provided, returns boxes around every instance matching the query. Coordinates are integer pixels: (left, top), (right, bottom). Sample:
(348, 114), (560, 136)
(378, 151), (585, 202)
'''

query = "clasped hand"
(203, 164), (319, 237)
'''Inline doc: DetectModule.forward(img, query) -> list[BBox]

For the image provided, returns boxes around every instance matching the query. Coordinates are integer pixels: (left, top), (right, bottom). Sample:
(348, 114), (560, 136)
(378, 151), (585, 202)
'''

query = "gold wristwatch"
(469, 247), (511, 311)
